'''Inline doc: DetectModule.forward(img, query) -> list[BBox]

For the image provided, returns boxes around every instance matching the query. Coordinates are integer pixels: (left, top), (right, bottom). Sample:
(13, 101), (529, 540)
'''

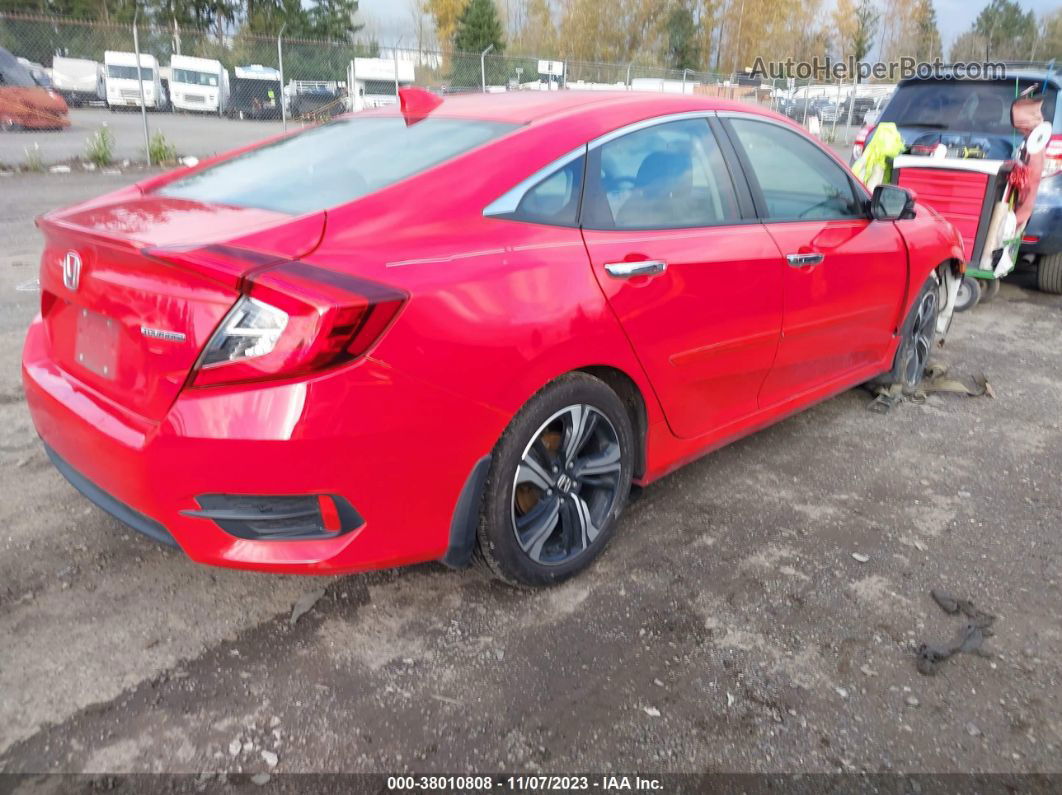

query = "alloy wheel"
(511, 404), (623, 566)
(902, 289), (937, 385)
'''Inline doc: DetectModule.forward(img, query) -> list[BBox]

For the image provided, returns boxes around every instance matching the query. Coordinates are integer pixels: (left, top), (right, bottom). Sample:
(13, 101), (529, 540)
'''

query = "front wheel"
(476, 373), (634, 587)
(870, 277), (939, 391)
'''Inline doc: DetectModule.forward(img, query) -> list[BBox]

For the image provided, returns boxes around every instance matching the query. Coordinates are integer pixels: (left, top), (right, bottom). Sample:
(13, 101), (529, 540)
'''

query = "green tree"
(1039, 8), (1062, 60)
(973, 0), (1036, 59)
(306, 0), (363, 40)
(851, 0), (879, 63)
(453, 0), (504, 53)
(665, 4), (700, 70)
(912, 0), (942, 59)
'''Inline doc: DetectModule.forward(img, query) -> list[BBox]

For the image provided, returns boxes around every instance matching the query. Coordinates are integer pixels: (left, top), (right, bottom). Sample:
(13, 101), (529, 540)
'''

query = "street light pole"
(132, 9), (150, 163)
(481, 43), (494, 93)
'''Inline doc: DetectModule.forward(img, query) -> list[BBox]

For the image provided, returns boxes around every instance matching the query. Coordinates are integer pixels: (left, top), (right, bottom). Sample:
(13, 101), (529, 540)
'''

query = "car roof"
(898, 69), (1059, 87)
(363, 90), (782, 126)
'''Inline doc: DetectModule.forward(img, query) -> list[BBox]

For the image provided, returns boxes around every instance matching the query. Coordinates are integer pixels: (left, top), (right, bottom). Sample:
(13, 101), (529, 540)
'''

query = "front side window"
(159, 116), (516, 214)
(728, 118), (863, 221)
(583, 118), (740, 229)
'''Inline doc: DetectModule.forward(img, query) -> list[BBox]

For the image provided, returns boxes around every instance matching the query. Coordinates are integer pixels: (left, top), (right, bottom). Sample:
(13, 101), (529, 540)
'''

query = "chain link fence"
(1, 11), (877, 168)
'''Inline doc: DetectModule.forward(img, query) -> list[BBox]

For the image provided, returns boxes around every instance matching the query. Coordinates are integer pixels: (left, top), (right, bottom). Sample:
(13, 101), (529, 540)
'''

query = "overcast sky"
(357, 0), (1059, 57)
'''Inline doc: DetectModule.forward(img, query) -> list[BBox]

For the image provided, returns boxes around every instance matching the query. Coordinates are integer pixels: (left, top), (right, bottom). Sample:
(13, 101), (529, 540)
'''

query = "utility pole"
(132, 9), (150, 163)
(278, 23), (287, 131)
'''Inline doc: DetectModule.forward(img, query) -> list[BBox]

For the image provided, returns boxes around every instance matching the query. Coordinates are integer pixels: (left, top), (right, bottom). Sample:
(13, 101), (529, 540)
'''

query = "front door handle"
(604, 260), (668, 278)
(786, 253), (824, 267)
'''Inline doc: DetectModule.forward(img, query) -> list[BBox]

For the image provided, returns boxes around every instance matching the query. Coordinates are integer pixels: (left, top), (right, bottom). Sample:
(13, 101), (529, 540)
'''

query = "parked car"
(51, 56), (106, 107)
(860, 68), (1061, 295)
(23, 91), (963, 586)
(287, 80), (342, 119)
(0, 46), (69, 130)
(836, 92), (892, 126)
(783, 96), (834, 121)
(228, 64), (282, 120)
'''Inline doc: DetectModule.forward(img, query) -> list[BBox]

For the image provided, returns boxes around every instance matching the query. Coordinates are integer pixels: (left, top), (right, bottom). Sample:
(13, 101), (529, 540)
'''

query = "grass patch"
(147, 132), (178, 166)
(85, 125), (115, 167)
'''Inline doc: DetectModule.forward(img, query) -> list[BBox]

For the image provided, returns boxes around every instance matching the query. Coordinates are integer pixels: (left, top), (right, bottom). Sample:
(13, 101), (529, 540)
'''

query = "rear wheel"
(0, 115), (18, 132)
(954, 275), (982, 312)
(476, 373), (634, 587)
(1038, 253), (1062, 294)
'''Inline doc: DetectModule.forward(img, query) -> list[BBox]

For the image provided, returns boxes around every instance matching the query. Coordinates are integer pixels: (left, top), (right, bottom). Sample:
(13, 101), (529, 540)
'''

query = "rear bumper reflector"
(44, 444), (180, 549)
(182, 493), (364, 541)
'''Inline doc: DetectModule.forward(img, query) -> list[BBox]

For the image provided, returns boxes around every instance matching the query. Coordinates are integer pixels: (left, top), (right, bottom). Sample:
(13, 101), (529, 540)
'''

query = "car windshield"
(173, 68), (218, 87)
(108, 64), (155, 81)
(158, 116), (516, 214)
(881, 79), (1057, 135)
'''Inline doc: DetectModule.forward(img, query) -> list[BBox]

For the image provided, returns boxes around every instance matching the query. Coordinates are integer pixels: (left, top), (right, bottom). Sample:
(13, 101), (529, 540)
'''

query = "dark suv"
(872, 68), (1062, 293)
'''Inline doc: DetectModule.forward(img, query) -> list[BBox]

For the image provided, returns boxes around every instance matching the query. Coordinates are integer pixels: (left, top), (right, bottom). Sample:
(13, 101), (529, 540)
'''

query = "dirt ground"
(0, 171), (1060, 777)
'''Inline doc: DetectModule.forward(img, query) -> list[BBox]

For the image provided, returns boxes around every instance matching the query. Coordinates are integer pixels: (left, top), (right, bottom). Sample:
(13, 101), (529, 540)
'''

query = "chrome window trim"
(482, 111), (716, 219)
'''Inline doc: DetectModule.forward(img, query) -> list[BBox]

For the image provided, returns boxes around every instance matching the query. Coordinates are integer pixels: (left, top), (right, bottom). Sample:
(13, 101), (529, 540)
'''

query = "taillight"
(852, 124), (874, 160)
(1044, 135), (1062, 178)
(193, 261), (407, 387)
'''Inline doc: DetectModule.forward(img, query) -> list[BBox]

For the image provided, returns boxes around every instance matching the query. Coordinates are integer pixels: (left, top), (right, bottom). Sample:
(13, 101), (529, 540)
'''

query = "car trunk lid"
(37, 195), (325, 422)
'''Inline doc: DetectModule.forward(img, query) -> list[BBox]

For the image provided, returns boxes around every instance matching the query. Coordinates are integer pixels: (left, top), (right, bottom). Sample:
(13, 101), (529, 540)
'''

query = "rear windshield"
(881, 79), (1057, 135)
(159, 116), (516, 214)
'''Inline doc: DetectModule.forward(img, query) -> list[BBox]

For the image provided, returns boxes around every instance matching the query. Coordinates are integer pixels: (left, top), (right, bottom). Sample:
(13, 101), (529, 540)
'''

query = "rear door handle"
(786, 253), (824, 267)
(604, 260), (667, 278)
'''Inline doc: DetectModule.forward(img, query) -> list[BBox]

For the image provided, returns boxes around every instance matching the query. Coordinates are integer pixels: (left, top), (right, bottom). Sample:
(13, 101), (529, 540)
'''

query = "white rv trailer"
(50, 56), (105, 106)
(347, 57), (414, 111)
(104, 50), (164, 110)
(168, 53), (229, 114)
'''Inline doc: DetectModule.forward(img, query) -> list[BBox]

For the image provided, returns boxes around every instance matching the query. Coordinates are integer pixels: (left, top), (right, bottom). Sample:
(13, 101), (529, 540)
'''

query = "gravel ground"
(0, 171), (1059, 777)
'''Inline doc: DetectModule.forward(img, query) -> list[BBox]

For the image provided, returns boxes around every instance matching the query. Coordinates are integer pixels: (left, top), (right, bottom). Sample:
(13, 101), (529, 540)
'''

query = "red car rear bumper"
(22, 315), (508, 574)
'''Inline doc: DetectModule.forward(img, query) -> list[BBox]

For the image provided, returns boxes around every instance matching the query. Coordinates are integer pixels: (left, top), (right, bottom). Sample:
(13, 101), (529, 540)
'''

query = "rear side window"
(510, 155), (585, 226)
(882, 79), (1057, 134)
(159, 117), (516, 214)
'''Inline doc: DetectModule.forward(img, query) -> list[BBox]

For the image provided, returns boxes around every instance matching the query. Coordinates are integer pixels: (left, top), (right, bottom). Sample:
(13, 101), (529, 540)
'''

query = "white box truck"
(168, 53), (229, 114)
(347, 57), (414, 111)
(51, 56), (105, 106)
(104, 50), (164, 110)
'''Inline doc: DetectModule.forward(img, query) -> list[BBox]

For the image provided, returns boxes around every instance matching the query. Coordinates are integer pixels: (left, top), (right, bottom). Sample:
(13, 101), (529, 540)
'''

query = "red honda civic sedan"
(23, 89), (964, 586)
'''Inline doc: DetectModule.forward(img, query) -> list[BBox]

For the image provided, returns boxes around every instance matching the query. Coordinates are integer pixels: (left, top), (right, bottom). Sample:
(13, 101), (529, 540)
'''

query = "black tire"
(978, 277), (1000, 303)
(870, 277), (940, 391)
(0, 115), (18, 132)
(1038, 253), (1062, 295)
(954, 275), (982, 312)
(476, 372), (634, 587)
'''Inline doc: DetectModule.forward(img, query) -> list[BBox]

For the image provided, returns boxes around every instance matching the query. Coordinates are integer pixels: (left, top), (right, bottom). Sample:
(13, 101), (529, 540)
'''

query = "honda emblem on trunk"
(62, 251), (82, 291)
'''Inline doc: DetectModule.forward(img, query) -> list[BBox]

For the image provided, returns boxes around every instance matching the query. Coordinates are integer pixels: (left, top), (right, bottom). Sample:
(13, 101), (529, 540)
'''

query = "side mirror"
(870, 184), (916, 221)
